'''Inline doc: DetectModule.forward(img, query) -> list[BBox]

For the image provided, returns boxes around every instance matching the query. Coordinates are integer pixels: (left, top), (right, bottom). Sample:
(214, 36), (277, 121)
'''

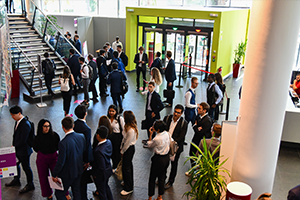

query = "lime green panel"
(215, 9), (249, 76)
(139, 16), (157, 23)
(125, 14), (138, 71)
(138, 26), (143, 48)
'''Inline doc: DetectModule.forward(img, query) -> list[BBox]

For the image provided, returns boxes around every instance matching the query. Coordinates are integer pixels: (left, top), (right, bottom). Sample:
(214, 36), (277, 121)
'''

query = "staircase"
(8, 14), (66, 102)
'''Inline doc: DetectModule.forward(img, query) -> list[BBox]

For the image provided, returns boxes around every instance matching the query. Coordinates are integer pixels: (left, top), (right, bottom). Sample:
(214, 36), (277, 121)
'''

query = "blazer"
(192, 114), (213, 145)
(165, 59), (176, 83)
(67, 54), (81, 76)
(92, 140), (113, 181)
(145, 91), (164, 119)
(52, 132), (86, 179)
(288, 185), (300, 200)
(75, 39), (82, 54)
(74, 119), (93, 163)
(108, 47), (114, 57)
(89, 60), (98, 81)
(150, 57), (162, 70)
(163, 115), (188, 152)
(96, 56), (108, 77)
(107, 69), (127, 94)
(119, 52), (128, 66)
(13, 118), (32, 157)
(134, 52), (148, 71)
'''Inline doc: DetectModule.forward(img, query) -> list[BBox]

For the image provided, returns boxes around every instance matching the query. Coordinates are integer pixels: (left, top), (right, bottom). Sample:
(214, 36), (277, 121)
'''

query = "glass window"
(207, 0), (229, 7)
(61, 0), (74, 13)
(42, 0), (59, 13)
(99, 0), (117, 17)
(184, 0), (205, 6)
(119, 0), (138, 18)
(73, 0), (98, 15)
(140, 0), (182, 6)
(230, 0), (252, 7)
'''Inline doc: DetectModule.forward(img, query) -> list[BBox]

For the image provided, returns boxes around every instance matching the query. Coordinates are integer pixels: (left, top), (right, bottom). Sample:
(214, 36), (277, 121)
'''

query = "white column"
(231, 1), (300, 199)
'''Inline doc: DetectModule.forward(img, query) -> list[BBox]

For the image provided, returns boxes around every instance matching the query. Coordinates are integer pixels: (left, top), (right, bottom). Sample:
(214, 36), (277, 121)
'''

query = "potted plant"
(233, 40), (247, 78)
(183, 140), (230, 200)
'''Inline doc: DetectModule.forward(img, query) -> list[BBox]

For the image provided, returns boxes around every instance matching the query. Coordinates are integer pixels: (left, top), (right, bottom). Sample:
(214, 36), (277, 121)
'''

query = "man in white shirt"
(206, 73), (223, 121)
(79, 57), (90, 105)
(185, 77), (199, 125)
(112, 36), (123, 51)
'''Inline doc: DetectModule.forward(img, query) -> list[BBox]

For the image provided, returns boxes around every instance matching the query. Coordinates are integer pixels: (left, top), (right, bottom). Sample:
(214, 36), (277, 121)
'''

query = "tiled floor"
(0, 69), (298, 200)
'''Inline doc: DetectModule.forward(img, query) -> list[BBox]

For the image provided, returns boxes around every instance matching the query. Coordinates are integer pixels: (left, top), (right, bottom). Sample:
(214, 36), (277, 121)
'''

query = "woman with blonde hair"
(142, 67), (162, 94)
(120, 110), (138, 196)
(59, 66), (75, 116)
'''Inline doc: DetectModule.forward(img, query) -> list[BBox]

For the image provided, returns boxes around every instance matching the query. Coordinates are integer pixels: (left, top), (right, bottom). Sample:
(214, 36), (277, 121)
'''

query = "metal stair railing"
(10, 36), (38, 96)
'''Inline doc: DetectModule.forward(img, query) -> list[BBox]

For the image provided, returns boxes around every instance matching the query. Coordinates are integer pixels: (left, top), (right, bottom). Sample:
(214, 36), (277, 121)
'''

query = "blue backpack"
(115, 58), (125, 73)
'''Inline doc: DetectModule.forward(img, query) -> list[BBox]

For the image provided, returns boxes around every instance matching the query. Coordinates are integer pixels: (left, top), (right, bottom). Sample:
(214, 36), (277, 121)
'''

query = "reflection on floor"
(0, 70), (297, 200)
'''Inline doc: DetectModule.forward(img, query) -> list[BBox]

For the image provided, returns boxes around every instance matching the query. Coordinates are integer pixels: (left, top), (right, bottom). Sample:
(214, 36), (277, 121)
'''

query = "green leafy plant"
(183, 140), (230, 200)
(37, 15), (62, 37)
(233, 40), (247, 64)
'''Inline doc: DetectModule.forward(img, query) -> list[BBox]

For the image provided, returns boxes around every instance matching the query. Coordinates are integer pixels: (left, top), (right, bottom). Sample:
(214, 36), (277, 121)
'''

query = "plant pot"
(233, 63), (240, 78)
(11, 69), (20, 99)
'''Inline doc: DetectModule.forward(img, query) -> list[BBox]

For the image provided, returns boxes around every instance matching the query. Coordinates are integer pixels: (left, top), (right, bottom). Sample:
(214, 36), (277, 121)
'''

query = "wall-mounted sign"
(0, 147), (17, 179)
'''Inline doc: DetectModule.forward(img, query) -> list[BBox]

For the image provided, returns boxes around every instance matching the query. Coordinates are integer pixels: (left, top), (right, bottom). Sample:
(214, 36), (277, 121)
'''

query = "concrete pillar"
(231, 1), (300, 199)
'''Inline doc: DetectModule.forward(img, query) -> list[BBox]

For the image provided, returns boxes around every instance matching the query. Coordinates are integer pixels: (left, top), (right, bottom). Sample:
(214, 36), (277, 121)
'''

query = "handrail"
(28, 0), (83, 57)
(9, 36), (38, 72)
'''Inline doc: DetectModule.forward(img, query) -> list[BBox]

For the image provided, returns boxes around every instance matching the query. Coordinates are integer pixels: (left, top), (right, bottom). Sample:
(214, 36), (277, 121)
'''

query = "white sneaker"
(121, 181), (124, 186)
(120, 190), (133, 196)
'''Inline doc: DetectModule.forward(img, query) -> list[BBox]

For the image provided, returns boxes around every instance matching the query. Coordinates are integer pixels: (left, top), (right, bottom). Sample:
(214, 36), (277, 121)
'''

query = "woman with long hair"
(59, 66), (75, 116)
(92, 115), (113, 150)
(120, 110), (138, 196)
(33, 119), (70, 200)
(143, 67), (162, 94)
(146, 120), (170, 200)
(107, 104), (125, 170)
(214, 73), (226, 121)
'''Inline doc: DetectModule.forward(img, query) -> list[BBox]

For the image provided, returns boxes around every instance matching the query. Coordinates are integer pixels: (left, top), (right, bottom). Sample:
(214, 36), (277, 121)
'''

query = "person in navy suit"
(67, 48), (81, 95)
(73, 105), (93, 200)
(52, 117), (86, 200)
(5, 106), (34, 194)
(96, 49), (109, 97)
(74, 35), (82, 54)
(164, 50), (177, 107)
(107, 62), (127, 113)
(288, 185), (300, 200)
(150, 51), (162, 73)
(142, 82), (164, 145)
(134, 46), (148, 92)
(105, 42), (114, 57)
(93, 126), (113, 200)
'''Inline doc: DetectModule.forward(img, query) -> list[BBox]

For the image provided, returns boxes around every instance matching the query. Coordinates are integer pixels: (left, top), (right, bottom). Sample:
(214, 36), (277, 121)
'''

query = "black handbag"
(141, 120), (148, 130)
(163, 89), (175, 99)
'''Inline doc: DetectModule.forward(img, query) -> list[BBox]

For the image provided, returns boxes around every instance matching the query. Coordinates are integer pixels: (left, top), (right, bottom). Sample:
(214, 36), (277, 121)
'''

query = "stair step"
(18, 56), (60, 63)
(9, 25), (32, 30)
(23, 72), (63, 80)
(32, 83), (60, 91)
(19, 64), (64, 73)
(10, 29), (36, 34)
(7, 14), (23, 17)
(20, 47), (50, 52)
(11, 34), (39, 38)
(8, 17), (26, 21)
(16, 52), (55, 57)
(13, 38), (43, 43)
(16, 42), (47, 47)
(9, 21), (29, 25)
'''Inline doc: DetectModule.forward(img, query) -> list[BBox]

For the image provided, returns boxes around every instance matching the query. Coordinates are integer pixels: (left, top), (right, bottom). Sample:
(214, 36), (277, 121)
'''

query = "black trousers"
(14, 154), (33, 184)
(146, 110), (156, 139)
(61, 90), (72, 114)
(189, 138), (202, 167)
(94, 175), (113, 200)
(148, 154), (169, 197)
(55, 175), (81, 200)
(208, 106), (217, 121)
(166, 82), (174, 105)
(44, 74), (54, 95)
(168, 146), (183, 183)
(99, 75), (107, 96)
(107, 132), (123, 169)
(136, 67), (146, 89)
(111, 93), (122, 109)
(214, 105), (220, 120)
(89, 77), (98, 99)
(122, 145), (135, 192)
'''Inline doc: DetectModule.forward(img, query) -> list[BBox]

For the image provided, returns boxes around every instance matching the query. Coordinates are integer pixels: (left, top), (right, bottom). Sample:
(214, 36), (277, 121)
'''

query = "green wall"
(126, 7), (250, 77)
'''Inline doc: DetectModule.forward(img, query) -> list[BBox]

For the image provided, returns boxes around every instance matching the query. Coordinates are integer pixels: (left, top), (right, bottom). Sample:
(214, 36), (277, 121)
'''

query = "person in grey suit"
(52, 117), (86, 200)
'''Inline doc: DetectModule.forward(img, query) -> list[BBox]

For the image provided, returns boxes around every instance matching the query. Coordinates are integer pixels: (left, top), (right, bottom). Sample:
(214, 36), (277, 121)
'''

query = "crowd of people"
(7, 36), (232, 200)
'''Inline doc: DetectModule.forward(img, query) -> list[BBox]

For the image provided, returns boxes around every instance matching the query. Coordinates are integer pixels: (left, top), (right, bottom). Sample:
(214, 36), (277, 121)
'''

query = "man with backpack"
(42, 52), (56, 97)
(5, 105), (35, 194)
(79, 57), (92, 105)
(112, 51), (125, 73)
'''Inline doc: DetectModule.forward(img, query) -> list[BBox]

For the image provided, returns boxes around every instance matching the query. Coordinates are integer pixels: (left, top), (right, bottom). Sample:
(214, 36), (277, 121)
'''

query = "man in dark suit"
(87, 54), (98, 101)
(150, 51), (162, 72)
(117, 45), (128, 67)
(67, 48), (81, 95)
(42, 52), (56, 96)
(163, 104), (188, 189)
(74, 35), (82, 54)
(74, 105), (93, 200)
(106, 42), (114, 56)
(66, 33), (75, 46)
(143, 81), (164, 145)
(134, 46), (148, 92)
(164, 50), (176, 107)
(288, 185), (300, 200)
(93, 126), (113, 200)
(5, 106), (34, 194)
(107, 62), (127, 113)
(103, 45), (112, 72)
(96, 49), (109, 97)
(188, 102), (213, 168)
(52, 117), (86, 200)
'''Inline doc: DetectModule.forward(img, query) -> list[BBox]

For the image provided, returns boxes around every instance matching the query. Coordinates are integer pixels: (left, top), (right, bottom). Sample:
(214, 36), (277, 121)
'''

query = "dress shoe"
(47, 196), (53, 200)
(183, 141), (188, 145)
(136, 88), (139, 92)
(93, 190), (99, 196)
(120, 190), (133, 196)
(119, 108), (123, 113)
(19, 183), (35, 194)
(164, 181), (173, 189)
(142, 139), (148, 144)
(165, 104), (172, 107)
(143, 143), (149, 148)
(5, 179), (21, 187)
(162, 100), (168, 103)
